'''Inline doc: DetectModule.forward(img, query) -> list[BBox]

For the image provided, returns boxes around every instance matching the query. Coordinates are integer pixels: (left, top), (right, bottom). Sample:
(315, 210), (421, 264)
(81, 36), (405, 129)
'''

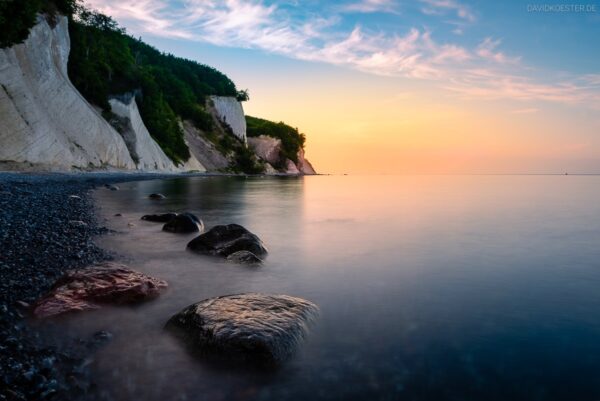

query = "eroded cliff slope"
(0, 16), (135, 170)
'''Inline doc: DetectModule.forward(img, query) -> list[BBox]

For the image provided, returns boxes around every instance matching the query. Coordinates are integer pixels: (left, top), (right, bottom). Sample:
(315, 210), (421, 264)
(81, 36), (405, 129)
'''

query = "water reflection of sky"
(41, 175), (600, 400)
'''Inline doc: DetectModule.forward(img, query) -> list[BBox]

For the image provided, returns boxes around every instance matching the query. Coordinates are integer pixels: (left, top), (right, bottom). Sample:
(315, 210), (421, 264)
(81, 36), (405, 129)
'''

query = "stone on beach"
(187, 224), (267, 257)
(141, 213), (178, 223)
(33, 262), (167, 318)
(165, 293), (319, 364)
(162, 213), (204, 234)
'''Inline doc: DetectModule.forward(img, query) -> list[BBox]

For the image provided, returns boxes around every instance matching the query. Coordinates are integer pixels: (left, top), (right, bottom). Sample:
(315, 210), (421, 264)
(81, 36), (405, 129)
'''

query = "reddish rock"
(33, 262), (167, 318)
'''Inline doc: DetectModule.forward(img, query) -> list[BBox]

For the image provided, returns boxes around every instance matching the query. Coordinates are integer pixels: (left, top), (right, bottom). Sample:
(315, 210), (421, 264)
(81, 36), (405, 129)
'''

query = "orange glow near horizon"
(242, 71), (600, 174)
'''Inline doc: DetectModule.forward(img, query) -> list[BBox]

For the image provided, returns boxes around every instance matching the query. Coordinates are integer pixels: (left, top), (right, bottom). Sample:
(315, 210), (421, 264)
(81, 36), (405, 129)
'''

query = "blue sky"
(87, 0), (600, 107)
(85, 0), (600, 173)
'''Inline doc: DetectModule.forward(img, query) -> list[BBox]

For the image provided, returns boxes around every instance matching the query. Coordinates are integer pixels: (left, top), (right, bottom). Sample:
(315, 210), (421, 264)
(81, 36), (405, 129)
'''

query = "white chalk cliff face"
(209, 96), (247, 144)
(248, 135), (317, 175)
(109, 96), (205, 171)
(247, 135), (282, 165)
(296, 147), (316, 175)
(0, 16), (135, 170)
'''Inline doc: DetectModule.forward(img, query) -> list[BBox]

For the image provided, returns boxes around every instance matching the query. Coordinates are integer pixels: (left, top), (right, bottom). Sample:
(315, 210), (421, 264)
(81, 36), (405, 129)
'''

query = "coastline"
(0, 170), (317, 400)
(0, 172), (193, 400)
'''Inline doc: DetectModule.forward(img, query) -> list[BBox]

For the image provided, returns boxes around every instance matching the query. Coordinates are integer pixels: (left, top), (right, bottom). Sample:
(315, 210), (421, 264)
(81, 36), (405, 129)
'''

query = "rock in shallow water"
(148, 193), (166, 200)
(141, 213), (178, 222)
(226, 250), (263, 265)
(162, 213), (204, 234)
(187, 224), (267, 257)
(33, 262), (167, 318)
(166, 293), (318, 364)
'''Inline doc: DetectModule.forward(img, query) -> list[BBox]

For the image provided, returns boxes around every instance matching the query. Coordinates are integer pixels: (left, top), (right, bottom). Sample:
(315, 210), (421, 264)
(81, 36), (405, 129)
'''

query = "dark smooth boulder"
(148, 193), (166, 200)
(187, 224), (267, 257)
(163, 213), (204, 234)
(141, 213), (178, 223)
(226, 250), (263, 265)
(166, 293), (318, 364)
(33, 262), (167, 318)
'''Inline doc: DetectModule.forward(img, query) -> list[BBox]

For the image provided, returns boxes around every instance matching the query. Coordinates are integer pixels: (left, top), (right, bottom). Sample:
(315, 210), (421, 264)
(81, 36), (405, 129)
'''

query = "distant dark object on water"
(165, 293), (319, 365)
(104, 184), (119, 191)
(162, 213), (204, 234)
(141, 213), (178, 223)
(187, 224), (268, 257)
(148, 193), (166, 200)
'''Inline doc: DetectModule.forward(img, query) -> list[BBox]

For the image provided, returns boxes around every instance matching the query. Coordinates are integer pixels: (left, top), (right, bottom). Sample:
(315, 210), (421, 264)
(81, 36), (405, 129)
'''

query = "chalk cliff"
(0, 15), (317, 175)
(108, 96), (177, 171)
(296, 147), (316, 175)
(247, 135), (282, 166)
(181, 121), (230, 171)
(248, 135), (317, 175)
(0, 16), (135, 170)
(108, 96), (205, 171)
(209, 96), (247, 144)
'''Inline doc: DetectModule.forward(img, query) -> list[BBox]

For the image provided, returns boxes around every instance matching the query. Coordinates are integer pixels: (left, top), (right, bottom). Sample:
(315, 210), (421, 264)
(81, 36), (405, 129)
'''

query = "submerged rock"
(148, 193), (166, 200)
(187, 224), (267, 257)
(162, 213), (204, 234)
(141, 213), (178, 223)
(226, 250), (263, 265)
(33, 262), (167, 318)
(166, 293), (318, 364)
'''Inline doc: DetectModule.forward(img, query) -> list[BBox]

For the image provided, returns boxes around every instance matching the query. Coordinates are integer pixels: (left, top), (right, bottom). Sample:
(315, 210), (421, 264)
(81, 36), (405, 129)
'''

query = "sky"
(85, 0), (600, 174)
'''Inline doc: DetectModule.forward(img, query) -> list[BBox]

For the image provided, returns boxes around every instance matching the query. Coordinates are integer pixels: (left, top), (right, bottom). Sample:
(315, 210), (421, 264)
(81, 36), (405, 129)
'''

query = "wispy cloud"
(445, 70), (600, 107)
(341, 0), (399, 14)
(85, 0), (600, 109)
(419, 0), (475, 22)
(476, 38), (520, 64)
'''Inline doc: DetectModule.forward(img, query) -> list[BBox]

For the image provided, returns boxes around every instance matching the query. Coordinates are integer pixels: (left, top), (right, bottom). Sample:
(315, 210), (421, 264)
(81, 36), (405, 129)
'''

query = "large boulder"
(165, 293), (318, 364)
(33, 262), (167, 318)
(187, 224), (267, 257)
(162, 213), (204, 234)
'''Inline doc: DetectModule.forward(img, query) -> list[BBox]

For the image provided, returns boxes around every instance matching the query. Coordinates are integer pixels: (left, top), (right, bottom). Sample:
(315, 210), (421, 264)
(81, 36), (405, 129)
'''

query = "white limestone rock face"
(248, 135), (282, 166)
(0, 16), (135, 170)
(284, 159), (300, 174)
(296, 148), (316, 175)
(209, 96), (247, 144)
(181, 120), (229, 171)
(109, 97), (178, 171)
(248, 135), (316, 175)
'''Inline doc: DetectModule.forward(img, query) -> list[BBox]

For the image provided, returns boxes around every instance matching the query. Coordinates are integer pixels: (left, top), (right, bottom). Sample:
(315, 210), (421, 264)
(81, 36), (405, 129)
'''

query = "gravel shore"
(0, 172), (187, 401)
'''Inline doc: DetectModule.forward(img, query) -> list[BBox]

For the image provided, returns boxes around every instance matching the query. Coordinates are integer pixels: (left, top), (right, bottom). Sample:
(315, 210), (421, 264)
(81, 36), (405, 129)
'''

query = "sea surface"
(45, 175), (600, 400)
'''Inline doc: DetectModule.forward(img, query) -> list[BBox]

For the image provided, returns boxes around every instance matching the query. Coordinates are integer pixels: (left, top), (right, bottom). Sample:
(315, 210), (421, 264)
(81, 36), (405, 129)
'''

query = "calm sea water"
(50, 175), (600, 400)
